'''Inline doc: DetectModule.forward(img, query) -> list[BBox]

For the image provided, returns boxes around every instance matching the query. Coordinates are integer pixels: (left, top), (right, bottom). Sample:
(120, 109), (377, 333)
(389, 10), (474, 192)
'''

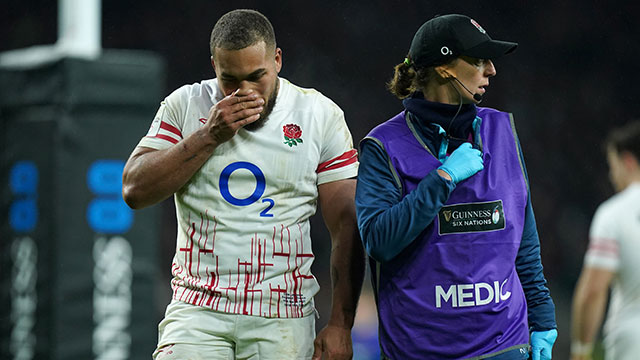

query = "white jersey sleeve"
(584, 199), (620, 271)
(137, 86), (192, 150)
(313, 95), (358, 185)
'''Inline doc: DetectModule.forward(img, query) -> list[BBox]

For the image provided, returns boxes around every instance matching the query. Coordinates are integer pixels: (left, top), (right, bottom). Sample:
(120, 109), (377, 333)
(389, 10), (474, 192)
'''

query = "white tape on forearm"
(570, 341), (593, 355)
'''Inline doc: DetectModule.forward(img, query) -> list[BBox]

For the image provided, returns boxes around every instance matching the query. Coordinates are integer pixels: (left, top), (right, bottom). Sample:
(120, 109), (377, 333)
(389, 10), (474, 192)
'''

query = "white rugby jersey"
(138, 77), (358, 318)
(584, 182), (640, 357)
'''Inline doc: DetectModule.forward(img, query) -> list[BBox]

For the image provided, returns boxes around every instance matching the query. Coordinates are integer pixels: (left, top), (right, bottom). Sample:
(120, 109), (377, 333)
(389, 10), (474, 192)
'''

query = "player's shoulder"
(165, 78), (220, 104)
(279, 77), (342, 113)
(593, 186), (639, 227)
(599, 183), (640, 214)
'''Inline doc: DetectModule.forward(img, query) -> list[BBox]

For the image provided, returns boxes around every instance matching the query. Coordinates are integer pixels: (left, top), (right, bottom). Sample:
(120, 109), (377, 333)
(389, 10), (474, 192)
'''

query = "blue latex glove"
(437, 142), (483, 184)
(530, 329), (558, 360)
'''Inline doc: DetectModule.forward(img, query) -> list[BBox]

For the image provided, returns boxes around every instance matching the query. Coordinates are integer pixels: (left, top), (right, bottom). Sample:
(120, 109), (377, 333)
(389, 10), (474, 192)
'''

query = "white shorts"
(153, 300), (316, 360)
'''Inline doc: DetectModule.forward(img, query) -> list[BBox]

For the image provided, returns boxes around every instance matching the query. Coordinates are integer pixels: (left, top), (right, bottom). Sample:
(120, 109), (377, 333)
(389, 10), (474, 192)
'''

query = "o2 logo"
(86, 160), (133, 233)
(219, 161), (274, 217)
(9, 161), (38, 232)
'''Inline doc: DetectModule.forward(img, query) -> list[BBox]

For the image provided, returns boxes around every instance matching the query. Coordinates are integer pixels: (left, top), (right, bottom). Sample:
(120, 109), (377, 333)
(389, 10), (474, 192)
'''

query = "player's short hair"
(210, 9), (276, 57)
(606, 121), (640, 160)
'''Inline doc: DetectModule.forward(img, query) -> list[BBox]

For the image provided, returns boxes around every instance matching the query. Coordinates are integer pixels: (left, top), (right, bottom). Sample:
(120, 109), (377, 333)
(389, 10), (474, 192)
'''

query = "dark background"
(3, 1), (639, 358)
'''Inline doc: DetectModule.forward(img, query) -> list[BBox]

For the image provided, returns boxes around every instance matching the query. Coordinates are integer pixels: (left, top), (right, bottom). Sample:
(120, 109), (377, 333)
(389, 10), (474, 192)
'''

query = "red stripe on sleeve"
(588, 237), (619, 255)
(160, 121), (183, 138)
(316, 149), (358, 173)
(155, 134), (180, 144)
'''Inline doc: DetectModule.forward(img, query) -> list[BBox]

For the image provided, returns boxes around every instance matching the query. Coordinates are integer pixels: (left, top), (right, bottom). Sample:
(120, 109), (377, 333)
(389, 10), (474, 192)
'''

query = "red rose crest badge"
(283, 123), (303, 147)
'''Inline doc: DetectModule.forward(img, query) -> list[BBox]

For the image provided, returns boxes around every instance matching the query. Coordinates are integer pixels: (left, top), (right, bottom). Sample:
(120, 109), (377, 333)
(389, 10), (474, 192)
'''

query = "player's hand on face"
(205, 88), (264, 144)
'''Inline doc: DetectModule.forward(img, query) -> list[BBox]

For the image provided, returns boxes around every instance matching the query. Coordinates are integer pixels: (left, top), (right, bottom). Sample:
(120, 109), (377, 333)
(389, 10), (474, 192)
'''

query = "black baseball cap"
(408, 14), (518, 68)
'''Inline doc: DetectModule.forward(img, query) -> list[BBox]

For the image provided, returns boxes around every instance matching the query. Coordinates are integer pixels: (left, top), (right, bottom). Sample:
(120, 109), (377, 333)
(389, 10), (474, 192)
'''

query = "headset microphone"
(451, 76), (483, 102)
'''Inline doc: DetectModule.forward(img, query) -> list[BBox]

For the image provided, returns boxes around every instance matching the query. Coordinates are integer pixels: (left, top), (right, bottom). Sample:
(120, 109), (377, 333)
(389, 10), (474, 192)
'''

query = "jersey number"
(219, 161), (274, 217)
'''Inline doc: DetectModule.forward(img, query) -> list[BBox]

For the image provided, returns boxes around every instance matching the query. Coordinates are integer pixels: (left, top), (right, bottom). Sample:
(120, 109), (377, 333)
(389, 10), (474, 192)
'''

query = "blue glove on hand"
(531, 329), (558, 360)
(437, 142), (484, 184)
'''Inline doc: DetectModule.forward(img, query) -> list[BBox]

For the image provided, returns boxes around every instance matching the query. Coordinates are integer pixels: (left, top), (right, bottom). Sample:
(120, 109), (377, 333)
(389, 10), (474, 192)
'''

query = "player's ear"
(210, 56), (216, 71)
(274, 47), (282, 74)
(621, 151), (639, 171)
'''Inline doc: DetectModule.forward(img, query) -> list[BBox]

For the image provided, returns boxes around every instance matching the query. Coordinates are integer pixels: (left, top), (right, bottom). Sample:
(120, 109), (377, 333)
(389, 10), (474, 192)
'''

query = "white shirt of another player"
(137, 77), (358, 319)
(584, 182), (640, 350)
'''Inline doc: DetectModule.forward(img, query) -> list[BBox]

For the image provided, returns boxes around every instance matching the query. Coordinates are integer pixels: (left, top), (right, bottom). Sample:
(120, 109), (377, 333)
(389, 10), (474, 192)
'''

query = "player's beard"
(244, 80), (279, 132)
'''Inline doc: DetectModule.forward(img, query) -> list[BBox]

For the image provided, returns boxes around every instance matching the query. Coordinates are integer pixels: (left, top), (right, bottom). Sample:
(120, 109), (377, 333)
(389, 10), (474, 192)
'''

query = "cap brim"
(464, 40), (518, 60)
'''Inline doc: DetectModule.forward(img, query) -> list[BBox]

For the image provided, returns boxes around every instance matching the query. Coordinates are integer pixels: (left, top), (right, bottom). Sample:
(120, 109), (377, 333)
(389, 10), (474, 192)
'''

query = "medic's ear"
(435, 65), (455, 79)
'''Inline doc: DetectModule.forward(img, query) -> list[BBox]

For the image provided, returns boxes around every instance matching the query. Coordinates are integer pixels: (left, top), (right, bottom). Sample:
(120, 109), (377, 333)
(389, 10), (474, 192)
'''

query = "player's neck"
(627, 174), (640, 186)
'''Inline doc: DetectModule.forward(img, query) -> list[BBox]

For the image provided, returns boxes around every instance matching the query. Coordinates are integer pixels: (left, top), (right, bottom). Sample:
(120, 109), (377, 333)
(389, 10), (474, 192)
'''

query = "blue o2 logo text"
(219, 161), (274, 217)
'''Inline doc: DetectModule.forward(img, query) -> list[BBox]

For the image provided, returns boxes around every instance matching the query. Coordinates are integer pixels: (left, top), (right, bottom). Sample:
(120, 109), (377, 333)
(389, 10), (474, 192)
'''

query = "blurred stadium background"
(1, 1), (638, 359)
